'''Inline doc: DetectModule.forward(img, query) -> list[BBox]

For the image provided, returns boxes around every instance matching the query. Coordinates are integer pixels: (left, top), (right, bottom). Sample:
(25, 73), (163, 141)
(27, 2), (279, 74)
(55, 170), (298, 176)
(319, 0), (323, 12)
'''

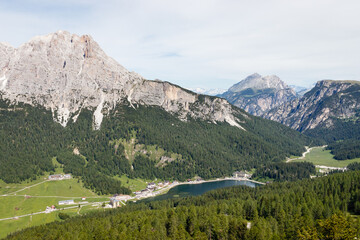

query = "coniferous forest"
(7, 171), (360, 239)
(326, 139), (360, 160)
(0, 98), (313, 194)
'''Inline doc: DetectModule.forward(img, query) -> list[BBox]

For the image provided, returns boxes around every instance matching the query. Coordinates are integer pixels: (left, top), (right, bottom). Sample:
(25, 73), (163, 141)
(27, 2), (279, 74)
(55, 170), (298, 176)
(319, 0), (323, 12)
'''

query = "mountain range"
(219, 73), (298, 116)
(264, 79), (360, 142)
(2, 31), (360, 240)
(0, 31), (310, 192)
(220, 72), (360, 144)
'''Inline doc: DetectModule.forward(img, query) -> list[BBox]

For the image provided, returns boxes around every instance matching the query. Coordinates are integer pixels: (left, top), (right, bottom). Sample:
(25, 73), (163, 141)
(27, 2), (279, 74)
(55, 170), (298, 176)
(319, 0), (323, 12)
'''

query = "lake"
(143, 180), (260, 202)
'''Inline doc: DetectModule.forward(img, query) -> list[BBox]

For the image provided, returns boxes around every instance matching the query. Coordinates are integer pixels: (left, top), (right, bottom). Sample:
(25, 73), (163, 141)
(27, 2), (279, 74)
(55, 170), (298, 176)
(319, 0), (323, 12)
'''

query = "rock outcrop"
(220, 73), (297, 116)
(263, 80), (360, 131)
(0, 31), (243, 129)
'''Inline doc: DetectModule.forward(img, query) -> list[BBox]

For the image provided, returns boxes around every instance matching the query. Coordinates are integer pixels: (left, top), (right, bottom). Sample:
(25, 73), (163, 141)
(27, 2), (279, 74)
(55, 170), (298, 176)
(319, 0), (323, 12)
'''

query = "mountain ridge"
(264, 79), (360, 141)
(220, 73), (297, 116)
(0, 31), (312, 187)
(0, 31), (242, 130)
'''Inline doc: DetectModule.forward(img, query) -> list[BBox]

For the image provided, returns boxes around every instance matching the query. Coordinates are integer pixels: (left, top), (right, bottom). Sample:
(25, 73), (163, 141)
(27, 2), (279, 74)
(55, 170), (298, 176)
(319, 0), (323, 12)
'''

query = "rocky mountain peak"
(221, 73), (297, 116)
(0, 31), (243, 130)
(228, 73), (288, 93)
(0, 30), (144, 128)
(264, 79), (360, 131)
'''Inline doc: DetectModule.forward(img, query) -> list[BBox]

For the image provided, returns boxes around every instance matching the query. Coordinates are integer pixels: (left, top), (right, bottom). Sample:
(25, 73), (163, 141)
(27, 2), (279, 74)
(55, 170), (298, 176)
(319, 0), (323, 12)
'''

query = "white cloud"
(0, 0), (359, 89)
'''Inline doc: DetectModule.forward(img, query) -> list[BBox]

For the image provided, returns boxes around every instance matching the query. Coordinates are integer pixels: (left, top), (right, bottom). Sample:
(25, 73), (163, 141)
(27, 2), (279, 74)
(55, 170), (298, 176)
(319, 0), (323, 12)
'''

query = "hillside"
(6, 170), (360, 239)
(0, 30), (314, 194)
(220, 73), (297, 116)
(264, 80), (360, 142)
(0, 97), (311, 194)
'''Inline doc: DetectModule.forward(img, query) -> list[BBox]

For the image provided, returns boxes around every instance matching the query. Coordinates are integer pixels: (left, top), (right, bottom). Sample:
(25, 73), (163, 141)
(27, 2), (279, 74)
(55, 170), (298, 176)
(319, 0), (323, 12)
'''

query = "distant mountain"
(189, 87), (226, 96)
(289, 85), (311, 96)
(0, 31), (310, 191)
(220, 73), (297, 116)
(264, 80), (360, 142)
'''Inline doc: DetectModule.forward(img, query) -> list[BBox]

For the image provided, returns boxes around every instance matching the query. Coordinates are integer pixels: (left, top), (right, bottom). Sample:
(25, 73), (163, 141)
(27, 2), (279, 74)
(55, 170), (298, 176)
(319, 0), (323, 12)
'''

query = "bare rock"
(0, 31), (244, 130)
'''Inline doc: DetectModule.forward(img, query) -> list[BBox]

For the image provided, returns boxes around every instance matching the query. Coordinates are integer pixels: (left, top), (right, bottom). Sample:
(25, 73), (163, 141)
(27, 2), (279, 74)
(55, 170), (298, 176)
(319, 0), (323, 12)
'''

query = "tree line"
(7, 170), (360, 239)
(0, 99), (313, 194)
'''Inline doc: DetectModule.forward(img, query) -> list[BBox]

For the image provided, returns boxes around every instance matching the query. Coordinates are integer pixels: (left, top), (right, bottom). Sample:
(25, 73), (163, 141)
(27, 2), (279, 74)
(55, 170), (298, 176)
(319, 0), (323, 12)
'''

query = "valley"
(0, 30), (359, 239)
(0, 145), (353, 238)
(290, 146), (360, 168)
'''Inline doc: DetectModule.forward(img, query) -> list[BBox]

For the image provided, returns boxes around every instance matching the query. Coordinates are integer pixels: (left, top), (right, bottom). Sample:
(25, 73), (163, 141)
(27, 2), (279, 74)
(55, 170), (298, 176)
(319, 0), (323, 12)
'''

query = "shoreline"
(133, 177), (265, 201)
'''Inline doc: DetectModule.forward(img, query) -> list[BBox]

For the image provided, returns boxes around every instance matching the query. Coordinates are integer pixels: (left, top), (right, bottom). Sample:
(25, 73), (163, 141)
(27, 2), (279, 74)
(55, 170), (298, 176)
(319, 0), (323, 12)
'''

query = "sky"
(0, 0), (359, 90)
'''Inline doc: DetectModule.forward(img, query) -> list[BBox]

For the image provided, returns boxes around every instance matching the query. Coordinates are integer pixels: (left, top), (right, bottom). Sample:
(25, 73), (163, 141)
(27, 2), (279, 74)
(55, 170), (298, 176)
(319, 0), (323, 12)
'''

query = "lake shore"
(133, 177), (265, 201)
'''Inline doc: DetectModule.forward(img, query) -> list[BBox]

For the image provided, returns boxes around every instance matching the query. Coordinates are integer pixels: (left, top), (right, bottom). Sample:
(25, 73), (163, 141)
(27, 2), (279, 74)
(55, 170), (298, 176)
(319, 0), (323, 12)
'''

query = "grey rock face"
(228, 73), (287, 92)
(263, 80), (360, 131)
(221, 74), (297, 116)
(0, 31), (243, 130)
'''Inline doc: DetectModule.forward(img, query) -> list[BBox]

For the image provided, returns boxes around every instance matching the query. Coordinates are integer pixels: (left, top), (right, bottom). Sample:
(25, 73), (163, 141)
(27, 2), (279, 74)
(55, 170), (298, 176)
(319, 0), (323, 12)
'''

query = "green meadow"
(0, 207), (81, 239)
(293, 147), (360, 168)
(0, 176), (110, 238)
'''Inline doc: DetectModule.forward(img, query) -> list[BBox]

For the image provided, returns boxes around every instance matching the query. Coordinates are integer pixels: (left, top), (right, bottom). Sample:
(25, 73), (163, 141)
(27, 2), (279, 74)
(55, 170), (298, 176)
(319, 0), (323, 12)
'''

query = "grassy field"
(0, 175), (110, 238)
(17, 178), (99, 197)
(114, 175), (149, 192)
(0, 207), (81, 239)
(292, 147), (360, 167)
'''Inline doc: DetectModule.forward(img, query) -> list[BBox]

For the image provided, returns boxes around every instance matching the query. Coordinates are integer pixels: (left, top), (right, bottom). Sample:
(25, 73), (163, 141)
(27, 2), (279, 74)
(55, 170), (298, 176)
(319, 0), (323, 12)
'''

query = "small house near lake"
(233, 171), (251, 179)
(110, 194), (131, 208)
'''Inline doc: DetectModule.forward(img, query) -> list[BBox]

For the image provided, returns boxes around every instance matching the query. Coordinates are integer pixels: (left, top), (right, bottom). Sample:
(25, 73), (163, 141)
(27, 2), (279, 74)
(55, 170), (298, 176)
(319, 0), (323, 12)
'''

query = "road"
(2, 180), (49, 196)
(0, 202), (105, 222)
(286, 145), (327, 163)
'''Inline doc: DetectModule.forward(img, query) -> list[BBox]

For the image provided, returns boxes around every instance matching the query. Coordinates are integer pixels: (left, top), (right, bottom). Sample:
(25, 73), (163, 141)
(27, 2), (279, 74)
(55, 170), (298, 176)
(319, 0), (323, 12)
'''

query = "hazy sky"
(1, 0), (359, 89)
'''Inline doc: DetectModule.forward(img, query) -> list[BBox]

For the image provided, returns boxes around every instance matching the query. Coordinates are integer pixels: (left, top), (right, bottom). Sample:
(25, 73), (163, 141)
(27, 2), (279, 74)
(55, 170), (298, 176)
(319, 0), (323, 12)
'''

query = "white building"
(58, 200), (75, 205)
(48, 174), (72, 181)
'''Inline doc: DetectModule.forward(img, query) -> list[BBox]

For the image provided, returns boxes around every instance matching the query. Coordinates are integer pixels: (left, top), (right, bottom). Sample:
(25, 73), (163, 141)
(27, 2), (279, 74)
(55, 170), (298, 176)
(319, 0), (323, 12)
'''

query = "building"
(48, 174), (72, 181)
(113, 194), (131, 201)
(48, 174), (63, 180)
(110, 198), (120, 208)
(233, 171), (250, 178)
(58, 200), (75, 205)
(109, 195), (131, 208)
(147, 182), (156, 189)
(45, 205), (56, 213)
(81, 197), (86, 201)
(63, 174), (71, 179)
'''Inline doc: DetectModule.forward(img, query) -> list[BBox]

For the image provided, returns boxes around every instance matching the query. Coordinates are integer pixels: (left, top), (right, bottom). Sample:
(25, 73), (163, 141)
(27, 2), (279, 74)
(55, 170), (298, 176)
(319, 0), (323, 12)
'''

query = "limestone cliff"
(0, 31), (242, 129)
(220, 73), (297, 116)
(263, 80), (360, 131)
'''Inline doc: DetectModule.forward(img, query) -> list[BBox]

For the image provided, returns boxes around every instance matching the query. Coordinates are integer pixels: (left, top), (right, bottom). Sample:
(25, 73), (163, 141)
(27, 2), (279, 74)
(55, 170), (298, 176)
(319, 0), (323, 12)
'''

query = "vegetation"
(0, 177), (109, 238)
(252, 162), (316, 182)
(7, 171), (360, 239)
(327, 139), (360, 160)
(292, 146), (360, 167)
(347, 162), (360, 171)
(0, 99), (312, 194)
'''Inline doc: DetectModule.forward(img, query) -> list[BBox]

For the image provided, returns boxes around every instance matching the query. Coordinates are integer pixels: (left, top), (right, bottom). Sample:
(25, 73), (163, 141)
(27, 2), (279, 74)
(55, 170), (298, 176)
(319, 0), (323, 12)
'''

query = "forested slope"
(0, 98), (313, 194)
(7, 171), (360, 239)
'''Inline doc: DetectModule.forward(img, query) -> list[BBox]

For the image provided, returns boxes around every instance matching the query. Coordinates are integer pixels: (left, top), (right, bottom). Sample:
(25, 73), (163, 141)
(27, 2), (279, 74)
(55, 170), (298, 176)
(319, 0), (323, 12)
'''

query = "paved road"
(0, 202), (105, 221)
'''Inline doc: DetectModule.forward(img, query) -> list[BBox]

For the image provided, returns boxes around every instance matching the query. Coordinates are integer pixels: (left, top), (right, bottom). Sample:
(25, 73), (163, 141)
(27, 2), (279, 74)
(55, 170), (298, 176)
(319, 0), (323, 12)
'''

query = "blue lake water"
(143, 180), (259, 202)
